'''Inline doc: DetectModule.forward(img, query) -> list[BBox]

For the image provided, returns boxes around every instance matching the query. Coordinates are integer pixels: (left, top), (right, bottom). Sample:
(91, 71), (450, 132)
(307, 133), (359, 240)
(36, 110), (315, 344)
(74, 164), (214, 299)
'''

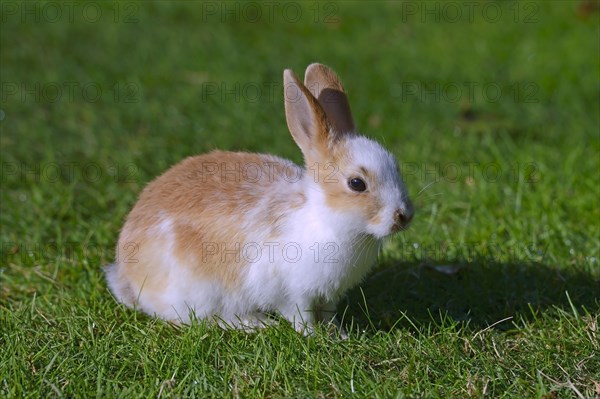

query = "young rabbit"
(105, 63), (413, 335)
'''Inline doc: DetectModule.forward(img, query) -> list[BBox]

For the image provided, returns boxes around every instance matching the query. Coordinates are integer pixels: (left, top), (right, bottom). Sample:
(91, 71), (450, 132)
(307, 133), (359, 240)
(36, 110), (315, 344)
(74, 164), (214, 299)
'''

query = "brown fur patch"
(114, 151), (306, 304)
(113, 230), (174, 315)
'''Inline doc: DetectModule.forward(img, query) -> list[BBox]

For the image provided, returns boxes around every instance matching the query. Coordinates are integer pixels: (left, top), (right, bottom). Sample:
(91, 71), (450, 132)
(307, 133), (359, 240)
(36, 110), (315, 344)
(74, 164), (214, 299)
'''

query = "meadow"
(1, 1), (599, 397)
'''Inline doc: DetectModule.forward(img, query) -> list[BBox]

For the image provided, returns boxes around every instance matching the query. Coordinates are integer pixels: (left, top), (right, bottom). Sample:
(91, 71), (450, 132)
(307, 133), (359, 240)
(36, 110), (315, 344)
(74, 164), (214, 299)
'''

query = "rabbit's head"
(284, 64), (413, 239)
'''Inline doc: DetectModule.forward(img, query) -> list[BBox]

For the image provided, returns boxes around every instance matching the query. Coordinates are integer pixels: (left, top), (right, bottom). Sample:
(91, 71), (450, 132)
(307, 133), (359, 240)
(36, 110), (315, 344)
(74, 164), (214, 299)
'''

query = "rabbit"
(105, 63), (414, 336)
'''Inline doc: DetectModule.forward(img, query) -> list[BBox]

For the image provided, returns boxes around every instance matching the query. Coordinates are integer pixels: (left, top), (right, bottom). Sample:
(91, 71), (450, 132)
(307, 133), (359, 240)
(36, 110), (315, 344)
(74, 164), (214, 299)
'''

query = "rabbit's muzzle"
(391, 208), (413, 233)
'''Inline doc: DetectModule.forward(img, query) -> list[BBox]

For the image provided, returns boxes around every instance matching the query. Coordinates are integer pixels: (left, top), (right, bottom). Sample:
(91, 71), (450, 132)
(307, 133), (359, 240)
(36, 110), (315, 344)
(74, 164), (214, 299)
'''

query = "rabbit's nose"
(392, 208), (413, 232)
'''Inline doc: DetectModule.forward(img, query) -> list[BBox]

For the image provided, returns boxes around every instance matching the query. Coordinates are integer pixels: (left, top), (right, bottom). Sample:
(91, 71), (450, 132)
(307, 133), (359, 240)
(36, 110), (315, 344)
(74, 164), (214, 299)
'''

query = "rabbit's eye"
(348, 177), (367, 192)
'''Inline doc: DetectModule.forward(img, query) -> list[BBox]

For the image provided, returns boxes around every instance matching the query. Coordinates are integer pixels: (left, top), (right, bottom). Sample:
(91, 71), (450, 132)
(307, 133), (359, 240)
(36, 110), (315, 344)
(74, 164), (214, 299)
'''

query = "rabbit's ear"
(283, 69), (330, 162)
(304, 63), (355, 134)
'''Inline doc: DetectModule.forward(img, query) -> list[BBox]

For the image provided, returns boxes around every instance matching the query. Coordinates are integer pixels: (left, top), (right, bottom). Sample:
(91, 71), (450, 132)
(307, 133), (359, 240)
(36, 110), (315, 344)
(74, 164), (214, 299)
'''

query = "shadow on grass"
(341, 261), (600, 332)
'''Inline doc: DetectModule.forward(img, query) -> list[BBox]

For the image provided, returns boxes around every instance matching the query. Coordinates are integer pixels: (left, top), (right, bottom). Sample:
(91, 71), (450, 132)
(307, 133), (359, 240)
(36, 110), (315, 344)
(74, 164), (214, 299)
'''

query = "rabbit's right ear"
(283, 69), (330, 162)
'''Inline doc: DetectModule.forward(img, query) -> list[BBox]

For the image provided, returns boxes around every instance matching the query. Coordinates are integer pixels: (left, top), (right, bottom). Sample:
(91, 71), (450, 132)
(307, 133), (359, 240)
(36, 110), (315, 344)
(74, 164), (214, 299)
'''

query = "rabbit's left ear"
(304, 63), (355, 134)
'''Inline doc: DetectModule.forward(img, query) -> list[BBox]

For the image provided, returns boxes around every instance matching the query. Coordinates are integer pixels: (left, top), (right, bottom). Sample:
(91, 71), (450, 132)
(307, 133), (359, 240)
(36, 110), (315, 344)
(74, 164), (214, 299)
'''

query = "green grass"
(1, 1), (599, 397)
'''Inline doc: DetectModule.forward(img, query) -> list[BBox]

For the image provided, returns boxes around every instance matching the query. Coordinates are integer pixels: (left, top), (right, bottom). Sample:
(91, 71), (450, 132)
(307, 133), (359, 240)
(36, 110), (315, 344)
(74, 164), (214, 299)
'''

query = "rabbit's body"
(106, 64), (413, 334)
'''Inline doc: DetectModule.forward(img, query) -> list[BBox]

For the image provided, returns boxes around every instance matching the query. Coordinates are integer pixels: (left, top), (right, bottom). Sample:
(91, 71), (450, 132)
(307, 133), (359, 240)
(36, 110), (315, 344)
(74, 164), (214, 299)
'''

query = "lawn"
(1, 1), (599, 397)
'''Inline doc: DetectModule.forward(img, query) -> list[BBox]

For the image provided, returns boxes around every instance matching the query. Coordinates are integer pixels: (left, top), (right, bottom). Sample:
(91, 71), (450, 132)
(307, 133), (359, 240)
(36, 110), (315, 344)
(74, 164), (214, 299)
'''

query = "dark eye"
(348, 177), (367, 192)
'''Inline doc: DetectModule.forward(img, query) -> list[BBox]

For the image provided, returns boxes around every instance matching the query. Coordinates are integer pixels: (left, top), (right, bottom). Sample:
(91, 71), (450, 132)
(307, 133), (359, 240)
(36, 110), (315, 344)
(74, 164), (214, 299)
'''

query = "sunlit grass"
(1, 1), (599, 397)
